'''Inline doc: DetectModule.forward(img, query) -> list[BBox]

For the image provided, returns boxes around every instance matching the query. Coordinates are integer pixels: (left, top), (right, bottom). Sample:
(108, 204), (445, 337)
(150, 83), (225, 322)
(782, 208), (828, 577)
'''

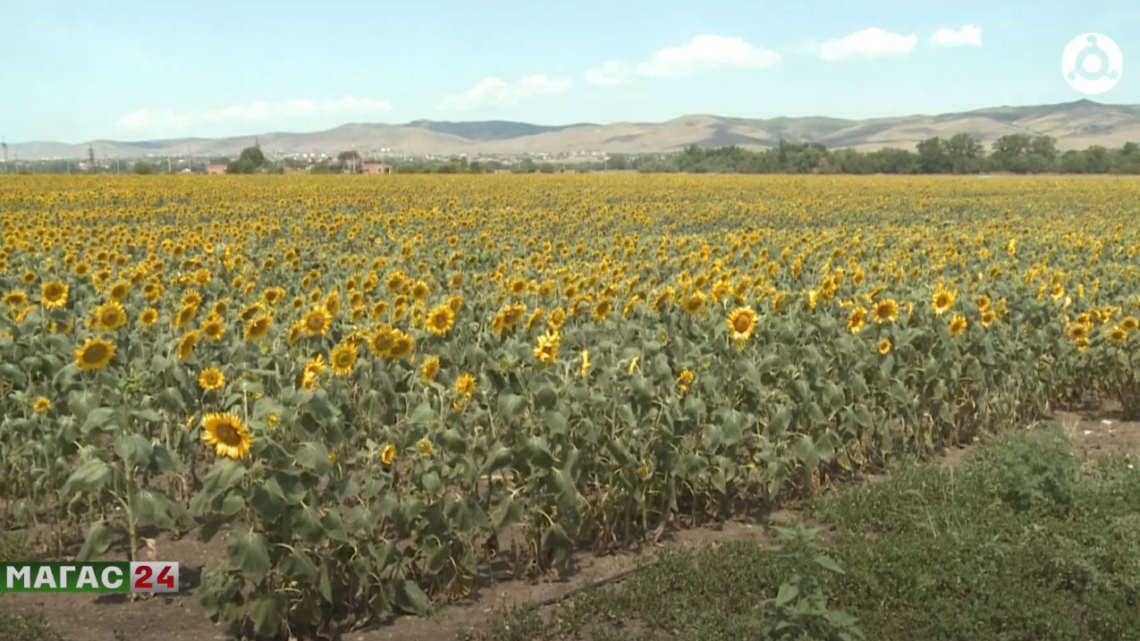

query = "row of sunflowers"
(1, 174), (1138, 637)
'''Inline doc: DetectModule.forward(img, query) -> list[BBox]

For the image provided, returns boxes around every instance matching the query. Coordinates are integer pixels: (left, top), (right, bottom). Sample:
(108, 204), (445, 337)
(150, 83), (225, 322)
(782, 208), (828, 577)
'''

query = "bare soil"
(5, 402), (1138, 641)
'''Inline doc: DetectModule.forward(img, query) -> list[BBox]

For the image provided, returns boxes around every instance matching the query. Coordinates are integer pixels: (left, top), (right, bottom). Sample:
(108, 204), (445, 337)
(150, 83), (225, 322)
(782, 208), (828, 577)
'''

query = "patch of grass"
(471, 424), (1140, 641)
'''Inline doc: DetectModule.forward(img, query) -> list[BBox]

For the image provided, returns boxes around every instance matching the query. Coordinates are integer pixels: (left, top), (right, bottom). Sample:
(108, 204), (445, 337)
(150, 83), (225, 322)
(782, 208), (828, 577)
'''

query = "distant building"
(285, 166), (308, 175)
(207, 163), (227, 175)
(362, 162), (391, 175)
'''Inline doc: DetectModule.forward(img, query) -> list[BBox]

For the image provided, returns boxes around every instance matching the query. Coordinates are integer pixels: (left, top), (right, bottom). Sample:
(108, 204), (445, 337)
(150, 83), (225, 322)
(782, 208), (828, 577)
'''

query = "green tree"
(133, 161), (155, 175)
(227, 144), (269, 174)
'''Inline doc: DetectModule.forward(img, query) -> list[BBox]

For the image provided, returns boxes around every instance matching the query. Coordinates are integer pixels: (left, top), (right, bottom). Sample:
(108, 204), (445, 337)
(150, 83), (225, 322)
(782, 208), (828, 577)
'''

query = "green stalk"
(123, 463), (138, 563)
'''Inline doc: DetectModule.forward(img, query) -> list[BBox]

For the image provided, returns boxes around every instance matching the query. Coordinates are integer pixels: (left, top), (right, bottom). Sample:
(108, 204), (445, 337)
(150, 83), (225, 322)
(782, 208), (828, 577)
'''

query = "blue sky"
(2, 0), (1139, 143)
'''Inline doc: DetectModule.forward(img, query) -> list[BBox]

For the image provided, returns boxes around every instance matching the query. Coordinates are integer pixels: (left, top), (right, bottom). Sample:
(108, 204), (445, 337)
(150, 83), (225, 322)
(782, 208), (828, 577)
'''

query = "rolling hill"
(8, 99), (1140, 160)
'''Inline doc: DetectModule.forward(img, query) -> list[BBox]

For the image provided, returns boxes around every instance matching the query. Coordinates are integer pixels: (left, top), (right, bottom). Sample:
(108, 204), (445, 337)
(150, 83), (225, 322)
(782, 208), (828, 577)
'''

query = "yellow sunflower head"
(727, 306), (758, 342)
(75, 336), (116, 371)
(243, 314), (273, 342)
(201, 413), (253, 460)
(329, 342), (358, 376)
(948, 314), (969, 338)
(302, 307), (331, 337)
(455, 373), (476, 396)
(198, 367), (225, 391)
(177, 330), (200, 361)
(40, 281), (69, 309)
(421, 355), (441, 383)
(872, 299), (899, 324)
(94, 301), (127, 332)
(426, 304), (456, 336)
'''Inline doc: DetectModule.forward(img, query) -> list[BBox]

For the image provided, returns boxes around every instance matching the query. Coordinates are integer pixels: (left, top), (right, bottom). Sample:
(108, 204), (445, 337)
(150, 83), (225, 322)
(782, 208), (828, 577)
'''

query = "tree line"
(634, 134), (1140, 175)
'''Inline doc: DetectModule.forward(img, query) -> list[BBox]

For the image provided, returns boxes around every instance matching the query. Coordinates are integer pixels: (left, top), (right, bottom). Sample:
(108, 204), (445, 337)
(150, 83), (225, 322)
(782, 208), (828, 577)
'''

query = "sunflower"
(1121, 316), (1139, 333)
(501, 303), (526, 328)
(421, 355), (441, 383)
(139, 308), (159, 327)
(456, 373), (476, 396)
(677, 369), (696, 394)
(329, 342), (357, 376)
(980, 309), (997, 328)
(370, 300), (389, 321)
(2, 291), (28, 308)
(94, 301), (127, 332)
(592, 298), (613, 321)
(931, 287), (957, 316)
(177, 330), (200, 361)
(75, 337), (116, 371)
(40, 281), (68, 309)
(975, 295), (991, 312)
(847, 306), (868, 335)
(580, 350), (591, 377)
(872, 299), (899, 324)
(1108, 326), (1128, 343)
(174, 303), (198, 329)
(302, 307), (331, 337)
(448, 294), (464, 314)
(286, 321), (304, 345)
(387, 331), (415, 360)
(727, 306), (758, 342)
(240, 302), (265, 322)
(244, 314), (273, 342)
(108, 281), (130, 302)
(366, 327), (394, 357)
(426, 304), (456, 336)
(262, 287), (286, 306)
(323, 291), (342, 315)
(548, 307), (566, 330)
(411, 281), (431, 300)
(681, 291), (706, 316)
(533, 330), (560, 364)
(201, 315), (226, 340)
(201, 413), (253, 460)
(21, 269), (37, 285)
(878, 338), (891, 355)
(380, 443), (397, 466)
(32, 397), (51, 414)
(1067, 323), (1090, 341)
(301, 355), (326, 389)
(198, 367), (225, 391)
(417, 438), (434, 456)
(948, 314), (969, 338)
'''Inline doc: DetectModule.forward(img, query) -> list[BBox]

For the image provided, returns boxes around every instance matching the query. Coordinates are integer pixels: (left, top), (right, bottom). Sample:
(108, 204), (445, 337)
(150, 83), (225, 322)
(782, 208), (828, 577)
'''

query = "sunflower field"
(0, 174), (1138, 637)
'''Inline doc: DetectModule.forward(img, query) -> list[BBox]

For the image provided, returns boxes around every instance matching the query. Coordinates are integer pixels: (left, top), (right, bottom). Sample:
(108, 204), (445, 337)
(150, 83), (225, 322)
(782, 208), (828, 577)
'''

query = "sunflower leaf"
(294, 442), (332, 474)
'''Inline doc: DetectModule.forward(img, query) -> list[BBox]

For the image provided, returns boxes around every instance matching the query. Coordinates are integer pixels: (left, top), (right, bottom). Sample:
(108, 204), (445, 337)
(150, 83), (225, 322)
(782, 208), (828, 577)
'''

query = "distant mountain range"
(8, 99), (1140, 161)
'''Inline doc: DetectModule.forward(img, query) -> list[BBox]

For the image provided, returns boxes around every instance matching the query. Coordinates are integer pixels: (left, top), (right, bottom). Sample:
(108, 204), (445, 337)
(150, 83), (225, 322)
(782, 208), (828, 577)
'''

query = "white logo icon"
(1062, 33), (1123, 95)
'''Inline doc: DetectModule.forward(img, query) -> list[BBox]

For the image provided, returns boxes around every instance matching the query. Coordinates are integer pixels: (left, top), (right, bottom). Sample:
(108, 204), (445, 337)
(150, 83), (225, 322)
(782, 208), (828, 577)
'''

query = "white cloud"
(438, 74), (572, 110)
(817, 28), (918, 61)
(585, 61), (631, 86)
(115, 96), (393, 131)
(585, 34), (780, 85)
(931, 25), (982, 47)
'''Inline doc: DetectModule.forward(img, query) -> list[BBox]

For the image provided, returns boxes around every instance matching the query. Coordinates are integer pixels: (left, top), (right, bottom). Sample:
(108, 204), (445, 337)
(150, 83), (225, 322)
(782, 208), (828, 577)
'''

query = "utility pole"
(1, 136), (7, 173)
(87, 144), (95, 170)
